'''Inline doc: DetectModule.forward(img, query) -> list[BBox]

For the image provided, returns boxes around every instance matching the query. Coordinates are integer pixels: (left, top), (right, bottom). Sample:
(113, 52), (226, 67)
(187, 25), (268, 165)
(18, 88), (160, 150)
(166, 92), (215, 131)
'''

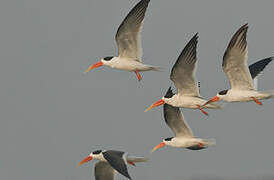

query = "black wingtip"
(191, 33), (198, 42)
(232, 23), (248, 43)
(249, 56), (273, 79)
(126, 174), (132, 180)
(242, 23), (248, 28)
(223, 23), (248, 64)
(164, 87), (174, 98)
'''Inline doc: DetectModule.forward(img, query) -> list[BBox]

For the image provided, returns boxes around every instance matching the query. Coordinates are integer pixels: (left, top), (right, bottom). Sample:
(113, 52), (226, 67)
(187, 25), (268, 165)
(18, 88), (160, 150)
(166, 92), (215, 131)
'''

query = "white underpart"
(163, 95), (221, 109)
(102, 57), (158, 72)
(164, 137), (214, 148)
(218, 89), (271, 102)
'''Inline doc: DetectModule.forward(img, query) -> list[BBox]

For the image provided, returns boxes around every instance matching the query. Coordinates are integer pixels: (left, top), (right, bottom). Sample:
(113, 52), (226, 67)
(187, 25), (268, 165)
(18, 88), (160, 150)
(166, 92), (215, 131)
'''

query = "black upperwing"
(249, 57), (273, 79)
(103, 150), (132, 180)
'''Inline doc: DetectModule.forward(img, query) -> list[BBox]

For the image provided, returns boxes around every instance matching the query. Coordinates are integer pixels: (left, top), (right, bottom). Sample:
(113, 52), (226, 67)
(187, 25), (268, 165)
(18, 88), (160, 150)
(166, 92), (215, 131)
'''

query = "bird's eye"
(103, 56), (113, 61)
(219, 90), (228, 95)
(92, 150), (102, 154)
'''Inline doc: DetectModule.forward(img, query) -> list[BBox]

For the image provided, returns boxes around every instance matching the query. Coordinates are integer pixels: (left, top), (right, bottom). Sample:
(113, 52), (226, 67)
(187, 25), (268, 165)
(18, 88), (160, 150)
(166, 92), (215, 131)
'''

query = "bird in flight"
(79, 149), (148, 180)
(203, 24), (274, 107)
(84, 0), (160, 81)
(145, 33), (221, 115)
(151, 89), (216, 152)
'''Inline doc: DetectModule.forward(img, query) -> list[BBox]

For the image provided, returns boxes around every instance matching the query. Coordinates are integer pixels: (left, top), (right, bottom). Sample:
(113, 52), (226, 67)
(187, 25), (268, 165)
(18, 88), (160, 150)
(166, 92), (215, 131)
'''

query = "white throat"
(91, 153), (106, 162)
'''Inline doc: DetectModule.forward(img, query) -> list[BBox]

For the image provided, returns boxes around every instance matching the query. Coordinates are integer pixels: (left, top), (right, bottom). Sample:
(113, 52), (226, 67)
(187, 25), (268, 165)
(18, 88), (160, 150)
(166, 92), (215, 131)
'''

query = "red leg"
(134, 70), (142, 81)
(127, 161), (136, 166)
(197, 105), (208, 116)
(251, 97), (263, 105)
(198, 143), (204, 148)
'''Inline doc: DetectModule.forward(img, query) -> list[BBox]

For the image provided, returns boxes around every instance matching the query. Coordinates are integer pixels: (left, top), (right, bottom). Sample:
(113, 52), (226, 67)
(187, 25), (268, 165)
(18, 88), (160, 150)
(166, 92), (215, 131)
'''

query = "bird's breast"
(110, 59), (142, 71)
(225, 90), (265, 102)
(168, 96), (205, 109)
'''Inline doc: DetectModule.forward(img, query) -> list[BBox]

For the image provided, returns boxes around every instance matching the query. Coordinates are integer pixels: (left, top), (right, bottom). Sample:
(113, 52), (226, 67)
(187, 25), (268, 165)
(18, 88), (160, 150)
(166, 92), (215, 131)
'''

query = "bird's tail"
(264, 90), (274, 98)
(126, 156), (149, 163)
(150, 66), (162, 72)
(258, 90), (274, 99)
(202, 138), (216, 147)
(143, 65), (163, 72)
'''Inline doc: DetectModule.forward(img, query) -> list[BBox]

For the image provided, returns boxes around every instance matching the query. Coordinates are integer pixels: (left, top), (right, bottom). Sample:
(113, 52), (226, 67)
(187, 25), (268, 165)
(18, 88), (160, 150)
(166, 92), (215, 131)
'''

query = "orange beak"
(203, 96), (220, 107)
(84, 61), (104, 74)
(151, 142), (166, 152)
(78, 156), (93, 166)
(145, 99), (165, 112)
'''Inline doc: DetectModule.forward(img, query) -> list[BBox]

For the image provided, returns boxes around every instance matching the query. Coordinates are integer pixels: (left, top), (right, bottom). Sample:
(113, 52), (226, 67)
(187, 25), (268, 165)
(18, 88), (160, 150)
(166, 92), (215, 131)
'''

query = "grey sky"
(1, 0), (274, 180)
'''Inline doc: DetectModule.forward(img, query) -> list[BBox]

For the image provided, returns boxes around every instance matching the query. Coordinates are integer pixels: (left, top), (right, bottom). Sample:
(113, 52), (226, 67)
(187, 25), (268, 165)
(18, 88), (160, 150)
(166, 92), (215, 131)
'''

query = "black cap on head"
(164, 137), (173, 141)
(103, 56), (114, 61)
(164, 87), (174, 98)
(218, 90), (228, 95)
(92, 150), (102, 154)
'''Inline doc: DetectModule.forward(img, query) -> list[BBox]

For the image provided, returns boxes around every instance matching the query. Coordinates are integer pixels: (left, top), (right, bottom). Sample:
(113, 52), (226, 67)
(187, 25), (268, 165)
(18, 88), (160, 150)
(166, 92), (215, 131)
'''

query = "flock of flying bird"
(79, 0), (274, 179)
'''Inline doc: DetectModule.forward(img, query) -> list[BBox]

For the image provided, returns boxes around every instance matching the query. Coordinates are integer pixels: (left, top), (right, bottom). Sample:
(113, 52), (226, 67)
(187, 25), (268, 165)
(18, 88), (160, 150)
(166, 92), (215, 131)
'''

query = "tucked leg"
(198, 143), (204, 148)
(127, 161), (136, 166)
(197, 105), (208, 116)
(134, 70), (142, 81)
(251, 97), (263, 105)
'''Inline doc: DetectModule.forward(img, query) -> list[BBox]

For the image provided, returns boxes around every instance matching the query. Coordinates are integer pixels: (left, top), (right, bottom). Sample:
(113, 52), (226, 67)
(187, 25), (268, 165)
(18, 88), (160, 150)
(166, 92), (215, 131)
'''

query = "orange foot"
(197, 105), (208, 116)
(134, 70), (142, 81)
(127, 161), (136, 166)
(251, 97), (263, 105)
(198, 143), (204, 148)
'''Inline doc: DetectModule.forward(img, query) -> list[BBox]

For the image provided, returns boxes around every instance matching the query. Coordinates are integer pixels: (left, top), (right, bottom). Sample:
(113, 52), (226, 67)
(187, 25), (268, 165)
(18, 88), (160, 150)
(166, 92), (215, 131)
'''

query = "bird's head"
(145, 87), (174, 112)
(101, 56), (114, 64)
(83, 56), (114, 74)
(78, 150), (103, 166)
(203, 89), (228, 106)
(217, 89), (228, 99)
(151, 137), (174, 152)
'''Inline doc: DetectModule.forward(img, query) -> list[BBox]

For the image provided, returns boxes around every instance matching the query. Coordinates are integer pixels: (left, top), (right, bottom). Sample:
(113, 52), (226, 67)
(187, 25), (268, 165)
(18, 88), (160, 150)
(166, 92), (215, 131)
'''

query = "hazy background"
(1, 0), (274, 180)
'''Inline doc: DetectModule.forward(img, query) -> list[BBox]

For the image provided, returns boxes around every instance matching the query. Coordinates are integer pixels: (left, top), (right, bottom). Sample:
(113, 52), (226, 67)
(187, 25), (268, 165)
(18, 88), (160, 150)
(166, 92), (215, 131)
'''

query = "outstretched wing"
(164, 103), (193, 137)
(249, 57), (273, 79)
(115, 0), (150, 61)
(103, 150), (132, 180)
(222, 23), (254, 90)
(170, 33), (199, 96)
(94, 162), (115, 180)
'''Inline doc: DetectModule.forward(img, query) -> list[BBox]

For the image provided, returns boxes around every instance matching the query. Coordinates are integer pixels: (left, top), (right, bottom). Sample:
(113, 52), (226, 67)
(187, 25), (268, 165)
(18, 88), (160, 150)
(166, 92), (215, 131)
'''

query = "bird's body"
(165, 94), (221, 109)
(218, 89), (271, 102)
(84, 0), (160, 81)
(164, 136), (214, 149)
(79, 149), (148, 180)
(103, 56), (159, 72)
(151, 90), (216, 152)
(203, 24), (274, 106)
(145, 34), (221, 115)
